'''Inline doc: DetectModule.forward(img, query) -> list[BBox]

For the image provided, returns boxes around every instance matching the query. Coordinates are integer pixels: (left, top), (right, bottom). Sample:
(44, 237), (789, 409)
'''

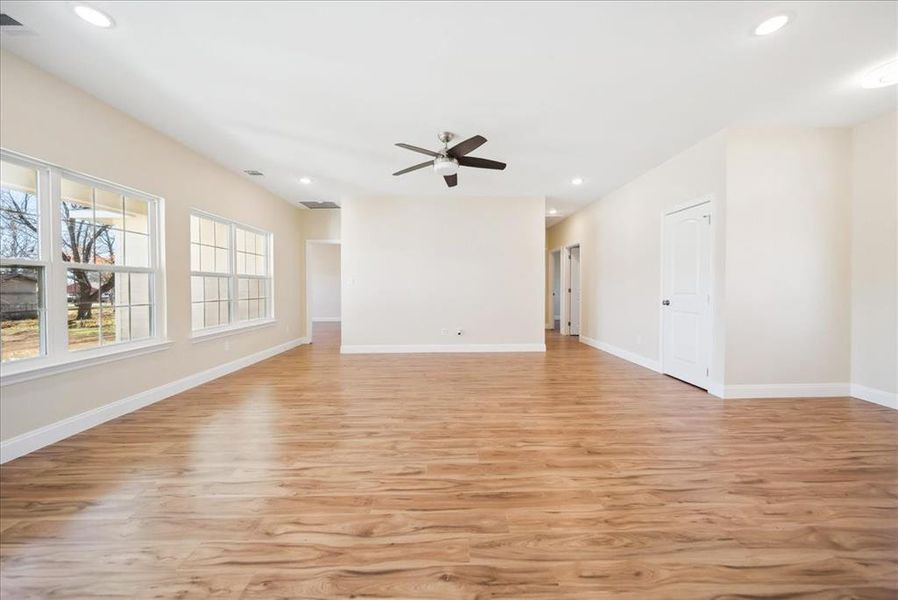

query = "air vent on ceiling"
(0, 13), (35, 35)
(300, 201), (340, 209)
(243, 169), (264, 177)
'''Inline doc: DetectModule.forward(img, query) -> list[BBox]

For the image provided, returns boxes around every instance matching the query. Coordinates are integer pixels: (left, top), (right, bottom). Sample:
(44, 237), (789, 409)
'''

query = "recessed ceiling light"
(861, 58), (898, 89)
(571, 177), (583, 186)
(299, 177), (312, 185)
(548, 209), (558, 215)
(754, 14), (790, 36)
(72, 4), (114, 28)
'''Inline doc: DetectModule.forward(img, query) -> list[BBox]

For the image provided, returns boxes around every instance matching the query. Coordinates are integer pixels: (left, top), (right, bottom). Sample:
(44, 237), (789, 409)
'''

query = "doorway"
(560, 244), (581, 336)
(305, 240), (341, 343)
(661, 201), (711, 389)
(569, 246), (580, 335)
(551, 249), (561, 330)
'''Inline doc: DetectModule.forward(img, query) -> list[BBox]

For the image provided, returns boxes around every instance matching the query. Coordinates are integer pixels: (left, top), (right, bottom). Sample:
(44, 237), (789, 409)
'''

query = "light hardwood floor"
(1, 323), (896, 599)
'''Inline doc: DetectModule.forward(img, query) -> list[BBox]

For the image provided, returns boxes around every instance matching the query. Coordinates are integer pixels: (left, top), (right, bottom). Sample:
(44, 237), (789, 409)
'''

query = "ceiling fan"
(392, 132), (506, 188)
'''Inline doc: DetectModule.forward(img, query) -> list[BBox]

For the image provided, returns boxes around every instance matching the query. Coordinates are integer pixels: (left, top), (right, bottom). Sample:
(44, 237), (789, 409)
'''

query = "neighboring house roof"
(0, 271), (38, 284)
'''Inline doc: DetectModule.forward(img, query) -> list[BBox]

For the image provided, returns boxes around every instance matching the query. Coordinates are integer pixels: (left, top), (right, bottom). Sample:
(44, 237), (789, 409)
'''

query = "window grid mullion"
(229, 222), (237, 325)
(47, 168), (69, 358)
(190, 271), (267, 281)
(37, 165), (51, 358)
(0, 258), (49, 268)
(58, 263), (156, 275)
(91, 186), (104, 345)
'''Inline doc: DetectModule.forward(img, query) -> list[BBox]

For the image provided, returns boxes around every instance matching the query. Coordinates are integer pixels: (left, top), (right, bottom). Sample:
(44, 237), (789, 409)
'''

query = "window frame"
(0, 149), (168, 383)
(0, 153), (50, 362)
(189, 209), (274, 340)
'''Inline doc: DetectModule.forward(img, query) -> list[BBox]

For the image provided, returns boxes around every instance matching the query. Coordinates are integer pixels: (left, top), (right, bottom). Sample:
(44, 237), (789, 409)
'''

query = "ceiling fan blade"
(396, 143), (440, 157)
(392, 160), (433, 176)
(447, 135), (487, 158)
(444, 174), (458, 188)
(457, 156), (506, 170)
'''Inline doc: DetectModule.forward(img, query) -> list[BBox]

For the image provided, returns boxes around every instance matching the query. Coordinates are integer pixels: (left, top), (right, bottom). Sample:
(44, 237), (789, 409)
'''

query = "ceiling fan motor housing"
(433, 155), (459, 176)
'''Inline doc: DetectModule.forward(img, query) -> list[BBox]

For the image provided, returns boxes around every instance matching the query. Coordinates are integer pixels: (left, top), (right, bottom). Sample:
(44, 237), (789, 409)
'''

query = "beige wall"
(850, 111), (897, 395)
(301, 208), (341, 241)
(546, 132), (728, 382)
(342, 195), (545, 350)
(309, 243), (341, 320)
(725, 128), (851, 385)
(0, 51), (307, 441)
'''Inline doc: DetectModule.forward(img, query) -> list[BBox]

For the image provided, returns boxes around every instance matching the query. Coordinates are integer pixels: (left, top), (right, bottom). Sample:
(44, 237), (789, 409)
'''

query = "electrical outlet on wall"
(224, 340), (231, 351)
(441, 328), (448, 336)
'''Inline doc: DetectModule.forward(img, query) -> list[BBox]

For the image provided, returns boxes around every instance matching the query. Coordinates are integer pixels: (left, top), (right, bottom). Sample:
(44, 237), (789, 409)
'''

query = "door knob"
(662, 299), (670, 306)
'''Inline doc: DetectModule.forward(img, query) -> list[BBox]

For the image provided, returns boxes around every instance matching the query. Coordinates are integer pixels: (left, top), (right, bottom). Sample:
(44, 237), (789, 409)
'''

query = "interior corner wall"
(0, 50), (306, 443)
(724, 128), (851, 387)
(546, 131), (728, 381)
(341, 195), (545, 351)
(850, 111), (897, 398)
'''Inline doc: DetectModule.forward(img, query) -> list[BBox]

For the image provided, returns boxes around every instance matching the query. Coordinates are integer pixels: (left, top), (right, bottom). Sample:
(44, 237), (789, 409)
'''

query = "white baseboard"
(579, 336), (661, 373)
(0, 336), (310, 464)
(721, 383), (896, 409)
(312, 317), (341, 322)
(723, 383), (850, 399)
(575, 337), (894, 409)
(850, 384), (898, 410)
(340, 343), (546, 354)
(707, 381), (725, 398)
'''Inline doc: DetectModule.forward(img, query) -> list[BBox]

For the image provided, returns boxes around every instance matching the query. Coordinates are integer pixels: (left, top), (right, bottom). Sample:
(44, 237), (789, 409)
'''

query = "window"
(1, 160), (44, 362)
(1, 151), (163, 372)
(190, 212), (272, 333)
(61, 176), (155, 351)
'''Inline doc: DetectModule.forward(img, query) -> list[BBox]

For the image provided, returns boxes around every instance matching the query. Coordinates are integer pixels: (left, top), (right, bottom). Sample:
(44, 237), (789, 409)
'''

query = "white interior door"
(662, 203), (710, 389)
(551, 251), (561, 325)
(561, 246), (570, 335)
(569, 246), (580, 336)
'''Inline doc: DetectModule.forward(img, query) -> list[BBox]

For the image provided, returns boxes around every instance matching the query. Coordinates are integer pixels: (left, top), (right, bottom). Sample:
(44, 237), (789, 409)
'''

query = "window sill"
(190, 319), (276, 343)
(0, 339), (175, 387)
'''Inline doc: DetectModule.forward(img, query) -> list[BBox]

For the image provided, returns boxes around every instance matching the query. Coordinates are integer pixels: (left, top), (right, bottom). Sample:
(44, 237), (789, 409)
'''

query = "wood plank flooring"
(1, 323), (896, 598)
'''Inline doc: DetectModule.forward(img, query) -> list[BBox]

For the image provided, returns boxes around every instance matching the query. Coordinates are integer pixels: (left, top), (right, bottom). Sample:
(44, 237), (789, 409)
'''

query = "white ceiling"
(1, 1), (895, 225)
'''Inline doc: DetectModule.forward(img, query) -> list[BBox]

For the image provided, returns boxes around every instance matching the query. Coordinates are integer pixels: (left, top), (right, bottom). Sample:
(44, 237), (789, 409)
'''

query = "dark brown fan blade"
(447, 135), (487, 158)
(457, 156), (506, 170)
(392, 160), (433, 176)
(396, 143), (440, 157)
(444, 174), (458, 187)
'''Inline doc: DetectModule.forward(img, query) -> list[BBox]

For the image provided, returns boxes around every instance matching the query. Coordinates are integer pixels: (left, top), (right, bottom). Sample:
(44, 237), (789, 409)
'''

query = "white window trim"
(0, 148), (169, 382)
(189, 209), (275, 338)
(190, 318), (276, 343)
